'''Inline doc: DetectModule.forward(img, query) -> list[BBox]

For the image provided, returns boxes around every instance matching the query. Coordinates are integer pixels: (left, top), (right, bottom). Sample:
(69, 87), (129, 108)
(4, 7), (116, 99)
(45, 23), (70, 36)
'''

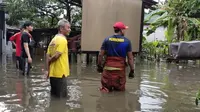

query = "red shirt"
(9, 32), (22, 56)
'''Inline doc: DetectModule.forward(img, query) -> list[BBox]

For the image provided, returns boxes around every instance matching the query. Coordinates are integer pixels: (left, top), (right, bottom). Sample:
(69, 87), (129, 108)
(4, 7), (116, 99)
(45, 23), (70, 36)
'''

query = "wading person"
(9, 26), (24, 70)
(46, 19), (71, 98)
(21, 21), (34, 76)
(97, 22), (135, 92)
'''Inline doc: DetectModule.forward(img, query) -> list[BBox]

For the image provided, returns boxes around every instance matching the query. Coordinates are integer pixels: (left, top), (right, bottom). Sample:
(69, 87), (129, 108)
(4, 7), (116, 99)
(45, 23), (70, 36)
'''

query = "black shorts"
(50, 75), (67, 98)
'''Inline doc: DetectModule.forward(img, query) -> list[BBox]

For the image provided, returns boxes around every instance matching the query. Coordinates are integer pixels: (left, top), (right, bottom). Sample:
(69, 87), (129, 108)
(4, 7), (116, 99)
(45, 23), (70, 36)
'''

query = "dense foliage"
(5, 0), (82, 28)
(142, 0), (200, 61)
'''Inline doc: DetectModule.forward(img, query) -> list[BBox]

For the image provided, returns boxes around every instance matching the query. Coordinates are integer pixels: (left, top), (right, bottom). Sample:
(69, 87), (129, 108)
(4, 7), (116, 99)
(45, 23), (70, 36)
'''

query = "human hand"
(128, 69), (134, 79)
(48, 57), (52, 63)
(44, 70), (49, 79)
(28, 57), (32, 63)
(97, 65), (103, 73)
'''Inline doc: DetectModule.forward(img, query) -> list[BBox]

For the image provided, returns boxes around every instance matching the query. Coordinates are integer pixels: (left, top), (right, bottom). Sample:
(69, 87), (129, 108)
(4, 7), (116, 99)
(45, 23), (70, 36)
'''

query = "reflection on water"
(0, 54), (200, 112)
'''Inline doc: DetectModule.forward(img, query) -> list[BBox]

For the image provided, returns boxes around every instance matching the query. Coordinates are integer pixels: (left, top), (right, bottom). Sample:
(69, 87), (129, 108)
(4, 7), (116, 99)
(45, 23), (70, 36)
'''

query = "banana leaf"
(151, 12), (168, 24)
(145, 12), (169, 36)
(144, 9), (166, 23)
(196, 90), (200, 105)
(164, 18), (175, 43)
(146, 25), (157, 36)
(187, 18), (200, 26)
(184, 31), (190, 41)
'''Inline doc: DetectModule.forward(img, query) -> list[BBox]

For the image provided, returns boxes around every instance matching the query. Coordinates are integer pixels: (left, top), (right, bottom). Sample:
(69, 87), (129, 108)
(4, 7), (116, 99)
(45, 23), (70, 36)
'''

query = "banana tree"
(144, 0), (200, 43)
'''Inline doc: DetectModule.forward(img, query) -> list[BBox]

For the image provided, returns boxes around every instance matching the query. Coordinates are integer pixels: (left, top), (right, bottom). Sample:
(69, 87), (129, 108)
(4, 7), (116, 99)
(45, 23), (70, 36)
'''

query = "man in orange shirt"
(9, 27), (24, 70)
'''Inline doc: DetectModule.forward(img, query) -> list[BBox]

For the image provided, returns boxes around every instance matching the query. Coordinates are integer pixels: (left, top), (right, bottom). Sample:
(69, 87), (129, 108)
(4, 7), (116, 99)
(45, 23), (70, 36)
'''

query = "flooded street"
(0, 54), (200, 112)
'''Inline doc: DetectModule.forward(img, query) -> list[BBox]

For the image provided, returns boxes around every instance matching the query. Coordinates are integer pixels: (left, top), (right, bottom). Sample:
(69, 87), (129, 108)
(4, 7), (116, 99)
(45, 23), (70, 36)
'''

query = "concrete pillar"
(81, 53), (87, 64)
(70, 52), (76, 64)
(81, 53), (87, 67)
(76, 53), (82, 78)
(77, 53), (81, 64)
(91, 54), (97, 66)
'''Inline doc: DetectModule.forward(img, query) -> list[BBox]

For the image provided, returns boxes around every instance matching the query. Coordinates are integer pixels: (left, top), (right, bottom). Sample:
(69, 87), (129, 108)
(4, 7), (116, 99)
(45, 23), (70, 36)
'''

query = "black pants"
(16, 56), (23, 70)
(21, 57), (31, 76)
(50, 75), (67, 98)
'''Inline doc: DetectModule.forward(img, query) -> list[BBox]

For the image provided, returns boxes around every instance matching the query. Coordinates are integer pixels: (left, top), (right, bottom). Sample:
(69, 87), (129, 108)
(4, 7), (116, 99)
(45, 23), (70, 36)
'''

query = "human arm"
(97, 39), (107, 73)
(98, 50), (106, 66)
(127, 40), (134, 70)
(46, 46), (51, 71)
(44, 44), (52, 78)
(48, 52), (62, 63)
(128, 52), (134, 79)
(127, 52), (134, 71)
(127, 41), (134, 78)
(45, 53), (50, 78)
(24, 43), (31, 58)
(48, 38), (67, 63)
(22, 33), (32, 63)
(97, 50), (106, 73)
(9, 33), (17, 47)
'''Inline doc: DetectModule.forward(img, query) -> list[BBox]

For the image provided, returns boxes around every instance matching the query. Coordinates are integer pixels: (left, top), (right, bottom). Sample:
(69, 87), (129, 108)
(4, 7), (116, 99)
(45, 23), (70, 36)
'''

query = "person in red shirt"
(9, 27), (24, 70)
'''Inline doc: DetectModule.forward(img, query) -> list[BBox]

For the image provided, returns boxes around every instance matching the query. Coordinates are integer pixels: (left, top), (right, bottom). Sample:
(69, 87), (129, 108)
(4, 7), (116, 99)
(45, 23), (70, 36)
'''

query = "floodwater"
(0, 54), (200, 112)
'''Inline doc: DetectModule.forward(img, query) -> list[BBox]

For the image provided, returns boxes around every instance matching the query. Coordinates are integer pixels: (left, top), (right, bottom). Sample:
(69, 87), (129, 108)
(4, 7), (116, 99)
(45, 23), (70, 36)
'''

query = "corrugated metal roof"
(6, 24), (19, 30)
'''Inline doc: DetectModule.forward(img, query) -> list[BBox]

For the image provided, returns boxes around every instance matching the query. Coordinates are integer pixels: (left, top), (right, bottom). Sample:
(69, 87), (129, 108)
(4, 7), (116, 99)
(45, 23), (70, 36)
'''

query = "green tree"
(28, 0), (65, 28)
(5, 0), (63, 28)
(5, 0), (82, 28)
(71, 6), (82, 27)
(145, 0), (200, 42)
(5, 0), (34, 26)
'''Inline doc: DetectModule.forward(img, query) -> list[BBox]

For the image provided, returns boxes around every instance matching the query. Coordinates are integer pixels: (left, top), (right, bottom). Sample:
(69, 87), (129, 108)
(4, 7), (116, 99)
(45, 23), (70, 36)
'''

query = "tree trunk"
(176, 22), (180, 41)
(66, 0), (71, 22)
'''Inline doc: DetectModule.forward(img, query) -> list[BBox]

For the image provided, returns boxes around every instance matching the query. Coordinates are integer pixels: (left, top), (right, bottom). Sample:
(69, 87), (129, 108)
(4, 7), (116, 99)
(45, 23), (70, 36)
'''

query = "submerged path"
(0, 54), (199, 112)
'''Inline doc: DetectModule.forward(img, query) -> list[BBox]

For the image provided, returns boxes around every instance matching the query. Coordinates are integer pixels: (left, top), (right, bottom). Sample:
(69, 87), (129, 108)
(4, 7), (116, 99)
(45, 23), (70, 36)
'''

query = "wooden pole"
(86, 53), (89, 64)
(96, 53), (98, 65)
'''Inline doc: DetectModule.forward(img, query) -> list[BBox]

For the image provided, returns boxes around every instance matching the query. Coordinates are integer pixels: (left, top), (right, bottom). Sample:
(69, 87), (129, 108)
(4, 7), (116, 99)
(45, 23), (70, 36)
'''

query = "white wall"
(143, 25), (166, 42)
(3, 24), (13, 55)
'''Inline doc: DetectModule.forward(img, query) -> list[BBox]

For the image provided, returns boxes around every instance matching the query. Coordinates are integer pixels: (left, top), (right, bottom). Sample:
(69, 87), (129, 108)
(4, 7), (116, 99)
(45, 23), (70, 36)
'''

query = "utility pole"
(0, 0), (5, 54)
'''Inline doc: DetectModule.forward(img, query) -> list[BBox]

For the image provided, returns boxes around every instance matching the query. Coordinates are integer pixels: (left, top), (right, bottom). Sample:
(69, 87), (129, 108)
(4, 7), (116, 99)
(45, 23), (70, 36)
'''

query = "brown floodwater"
(0, 54), (200, 112)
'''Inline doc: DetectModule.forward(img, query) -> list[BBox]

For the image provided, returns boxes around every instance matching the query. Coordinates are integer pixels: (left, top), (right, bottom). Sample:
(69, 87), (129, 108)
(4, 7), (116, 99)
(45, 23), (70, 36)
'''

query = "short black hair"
(23, 21), (32, 29)
(114, 27), (121, 33)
